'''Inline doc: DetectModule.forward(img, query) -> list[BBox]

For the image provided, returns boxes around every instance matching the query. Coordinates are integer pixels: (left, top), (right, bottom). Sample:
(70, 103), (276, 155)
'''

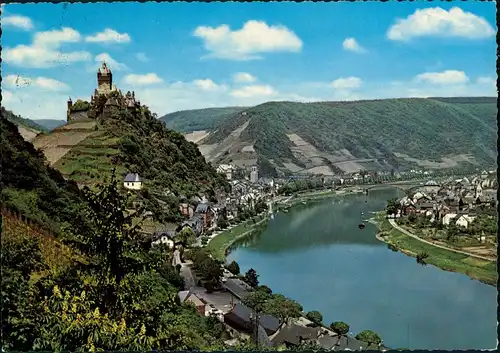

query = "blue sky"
(1, 1), (497, 120)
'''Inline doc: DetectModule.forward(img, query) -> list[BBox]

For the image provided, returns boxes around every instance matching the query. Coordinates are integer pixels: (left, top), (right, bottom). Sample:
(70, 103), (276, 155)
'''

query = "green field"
(376, 215), (497, 286)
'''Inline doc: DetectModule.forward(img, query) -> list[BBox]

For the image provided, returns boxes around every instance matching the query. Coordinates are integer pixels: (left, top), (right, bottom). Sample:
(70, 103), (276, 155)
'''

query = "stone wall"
(68, 110), (89, 122)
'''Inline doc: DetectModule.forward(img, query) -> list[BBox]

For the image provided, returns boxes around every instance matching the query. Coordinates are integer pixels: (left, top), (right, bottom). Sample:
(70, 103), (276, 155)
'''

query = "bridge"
(364, 181), (441, 194)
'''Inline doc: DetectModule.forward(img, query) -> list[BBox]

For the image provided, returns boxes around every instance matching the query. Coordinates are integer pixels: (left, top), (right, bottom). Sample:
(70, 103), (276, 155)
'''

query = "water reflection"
(227, 188), (497, 350)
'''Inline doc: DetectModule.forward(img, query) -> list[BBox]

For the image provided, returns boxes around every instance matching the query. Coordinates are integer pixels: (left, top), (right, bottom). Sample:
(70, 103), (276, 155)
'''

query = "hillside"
(160, 106), (246, 135)
(2, 107), (48, 141)
(1, 119), (230, 353)
(32, 97), (229, 222)
(0, 117), (84, 232)
(180, 97), (497, 177)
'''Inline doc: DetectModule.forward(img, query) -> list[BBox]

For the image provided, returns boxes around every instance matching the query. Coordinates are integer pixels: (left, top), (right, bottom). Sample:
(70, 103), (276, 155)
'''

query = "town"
(119, 161), (497, 350)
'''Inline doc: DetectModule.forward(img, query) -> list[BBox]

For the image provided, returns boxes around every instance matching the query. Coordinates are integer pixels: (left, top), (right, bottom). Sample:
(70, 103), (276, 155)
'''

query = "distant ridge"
(159, 97), (497, 177)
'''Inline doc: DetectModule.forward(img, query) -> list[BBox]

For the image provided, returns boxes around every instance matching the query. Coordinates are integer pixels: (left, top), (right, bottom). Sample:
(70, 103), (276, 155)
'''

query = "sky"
(1, 1), (497, 120)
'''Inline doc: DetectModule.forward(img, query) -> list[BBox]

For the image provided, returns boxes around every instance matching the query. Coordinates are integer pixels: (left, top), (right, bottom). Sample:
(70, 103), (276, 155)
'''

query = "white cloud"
(4, 74), (70, 92)
(2, 15), (34, 31)
(85, 28), (131, 44)
(123, 73), (163, 86)
(331, 76), (363, 90)
(415, 70), (469, 85)
(94, 53), (128, 71)
(2, 74), (75, 120)
(33, 27), (81, 47)
(233, 72), (257, 83)
(193, 79), (227, 92)
(193, 20), (303, 60)
(230, 85), (276, 98)
(387, 7), (496, 41)
(477, 76), (495, 85)
(342, 37), (366, 53)
(3, 27), (91, 68)
(135, 52), (150, 62)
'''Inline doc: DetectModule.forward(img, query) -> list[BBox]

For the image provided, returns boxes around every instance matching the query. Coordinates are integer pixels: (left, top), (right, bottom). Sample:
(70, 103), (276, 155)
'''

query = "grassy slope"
(200, 97), (496, 172)
(160, 106), (246, 132)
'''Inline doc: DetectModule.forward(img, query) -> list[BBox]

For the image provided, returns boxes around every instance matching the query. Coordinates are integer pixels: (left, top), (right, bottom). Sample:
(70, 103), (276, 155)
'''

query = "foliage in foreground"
(1, 175), (228, 352)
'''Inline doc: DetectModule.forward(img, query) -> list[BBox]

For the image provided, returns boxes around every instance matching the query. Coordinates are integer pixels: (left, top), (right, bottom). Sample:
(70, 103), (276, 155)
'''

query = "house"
(179, 202), (195, 218)
(123, 173), (142, 190)
(455, 214), (476, 229)
(195, 202), (215, 230)
(318, 335), (378, 351)
(402, 204), (416, 216)
(178, 291), (206, 316)
(223, 278), (253, 300)
(270, 323), (322, 348)
(223, 303), (280, 336)
(177, 214), (203, 236)
(151, 230), (175, 248)
(217, 164), (235, 180)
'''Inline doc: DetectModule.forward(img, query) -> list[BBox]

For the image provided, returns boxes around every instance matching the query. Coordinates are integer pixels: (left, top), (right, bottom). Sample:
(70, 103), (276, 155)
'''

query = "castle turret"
(97, 62), (112, 94)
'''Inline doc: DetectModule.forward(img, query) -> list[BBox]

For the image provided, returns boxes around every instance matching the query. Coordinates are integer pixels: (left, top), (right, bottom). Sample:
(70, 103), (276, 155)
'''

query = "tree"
(330, 321), (349, 336)
(198, 257), (223, 287)
(386, 198), (399, 216)
(65, 170), (154, 314)
(355, 330), (382, 346)
(244, 268), (259, 288)
(178, 227), (196, 247)
(262, 294), (302, 324)
(257, 285), (272, 295)
(306, 311), (323, 326)
(241, 290), (271, 313)
(226, 260), (240, 275)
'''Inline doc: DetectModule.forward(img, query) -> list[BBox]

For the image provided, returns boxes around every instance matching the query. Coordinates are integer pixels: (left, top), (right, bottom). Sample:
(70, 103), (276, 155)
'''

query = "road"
(173, 249), (196, 289)
(388, 218), (495, 262)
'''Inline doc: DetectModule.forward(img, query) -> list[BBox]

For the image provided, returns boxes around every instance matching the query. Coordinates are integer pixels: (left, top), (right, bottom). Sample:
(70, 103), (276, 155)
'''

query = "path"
(173, 249), (196, 289)
(388, 219), (495, 262)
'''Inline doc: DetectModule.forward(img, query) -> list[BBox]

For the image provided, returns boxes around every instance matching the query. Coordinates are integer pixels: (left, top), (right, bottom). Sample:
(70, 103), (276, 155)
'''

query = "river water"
(227, 188), (497, 350)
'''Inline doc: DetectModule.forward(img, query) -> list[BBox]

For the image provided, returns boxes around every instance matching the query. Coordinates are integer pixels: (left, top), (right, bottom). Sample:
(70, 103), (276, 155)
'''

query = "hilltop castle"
(66, 62), (141, 122)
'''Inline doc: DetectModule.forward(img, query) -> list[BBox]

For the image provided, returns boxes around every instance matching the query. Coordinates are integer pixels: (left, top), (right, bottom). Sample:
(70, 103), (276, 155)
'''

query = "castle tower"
(97, 62), (112, 94)
(67, 97), (73, 122)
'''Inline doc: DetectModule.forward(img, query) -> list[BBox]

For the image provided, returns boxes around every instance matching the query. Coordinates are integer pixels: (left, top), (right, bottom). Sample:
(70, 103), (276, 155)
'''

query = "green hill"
(1, 117), (232, 352)
(160, 106), (246, 132)
(35, 119), (66, 131)
(182, 97), (496, 176)
(2, 107), (49, 142)
(0, 117), (83, 232)
(33, 96), (230, 222)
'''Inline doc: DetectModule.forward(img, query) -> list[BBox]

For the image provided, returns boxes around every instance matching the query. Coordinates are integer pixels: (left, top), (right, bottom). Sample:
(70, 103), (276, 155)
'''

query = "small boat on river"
(358, 223), (366, 229)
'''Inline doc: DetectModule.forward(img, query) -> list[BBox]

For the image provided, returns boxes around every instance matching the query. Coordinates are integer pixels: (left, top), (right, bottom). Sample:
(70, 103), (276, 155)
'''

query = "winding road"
(388, 218), (495, 262)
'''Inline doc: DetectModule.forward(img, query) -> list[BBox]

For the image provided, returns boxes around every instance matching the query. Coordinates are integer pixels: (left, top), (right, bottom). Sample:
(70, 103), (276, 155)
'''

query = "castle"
(66, 62), (141, 122)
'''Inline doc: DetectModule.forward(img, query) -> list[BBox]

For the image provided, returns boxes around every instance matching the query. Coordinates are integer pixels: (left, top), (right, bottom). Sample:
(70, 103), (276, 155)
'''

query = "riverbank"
(373, 213), (497, 286)
(207, 188), (353, 261)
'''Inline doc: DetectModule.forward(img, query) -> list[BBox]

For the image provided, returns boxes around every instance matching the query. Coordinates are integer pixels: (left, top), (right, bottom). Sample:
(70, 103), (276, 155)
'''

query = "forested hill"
(170, 97), (497, 177)
(0, 117), (83, 231)
(160, 106), (246, 132)
(2, 107), (49, 142)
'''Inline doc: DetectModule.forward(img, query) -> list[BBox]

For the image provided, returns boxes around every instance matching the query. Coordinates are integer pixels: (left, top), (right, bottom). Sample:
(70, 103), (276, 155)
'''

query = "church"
(66, 62), (141, 122)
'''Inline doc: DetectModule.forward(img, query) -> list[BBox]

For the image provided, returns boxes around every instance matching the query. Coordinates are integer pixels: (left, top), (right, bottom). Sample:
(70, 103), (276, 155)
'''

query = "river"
(227, 188), (497, 350)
